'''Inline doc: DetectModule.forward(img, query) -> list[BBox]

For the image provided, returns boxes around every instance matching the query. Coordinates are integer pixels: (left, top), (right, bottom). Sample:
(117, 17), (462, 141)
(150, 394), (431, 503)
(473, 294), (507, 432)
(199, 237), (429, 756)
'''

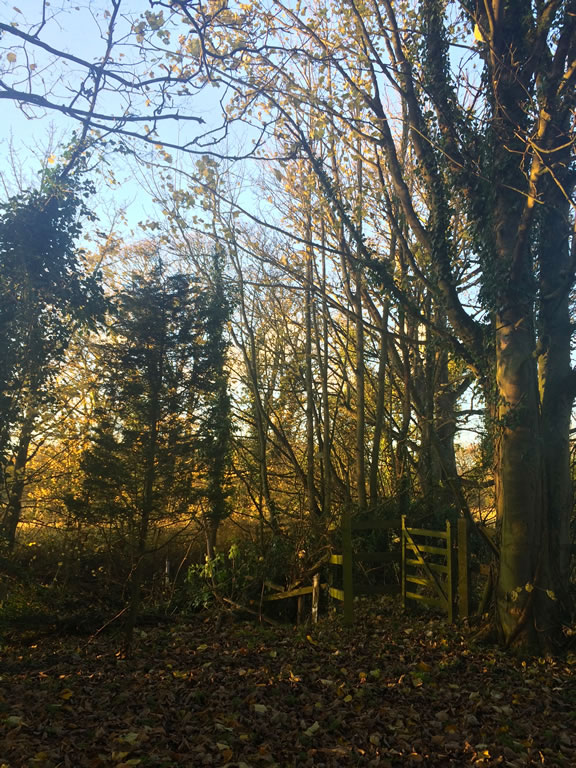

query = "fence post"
(457, 517), (470, 620)
(311, 572), (320, 624)
(342, 507), (354, 626)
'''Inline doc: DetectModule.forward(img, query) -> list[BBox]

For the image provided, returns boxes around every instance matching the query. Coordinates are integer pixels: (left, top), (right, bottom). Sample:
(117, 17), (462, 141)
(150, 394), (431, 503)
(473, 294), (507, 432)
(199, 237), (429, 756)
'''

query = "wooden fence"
(329, 509), (401, 626)
(330, 514), (482, 626)
(261, 515), (490, 626)
(401, 516), (454, 622)
(263, 574), (323, 623)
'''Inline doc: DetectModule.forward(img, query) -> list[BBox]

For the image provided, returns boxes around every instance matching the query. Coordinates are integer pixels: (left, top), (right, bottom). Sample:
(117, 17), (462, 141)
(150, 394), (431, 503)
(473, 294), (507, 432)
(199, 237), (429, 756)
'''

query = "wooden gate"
(401, 515), (454, 622)
(329, 510), (401, 626)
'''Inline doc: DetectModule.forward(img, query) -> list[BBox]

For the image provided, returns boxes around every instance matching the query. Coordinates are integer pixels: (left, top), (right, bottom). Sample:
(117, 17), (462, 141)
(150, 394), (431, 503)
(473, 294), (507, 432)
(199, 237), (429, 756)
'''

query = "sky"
(0, 1), (244, 239)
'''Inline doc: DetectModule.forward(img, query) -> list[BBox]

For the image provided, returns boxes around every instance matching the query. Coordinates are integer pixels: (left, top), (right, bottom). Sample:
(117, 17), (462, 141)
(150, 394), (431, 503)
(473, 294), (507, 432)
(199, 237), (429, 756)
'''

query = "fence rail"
(329, 511), (401, 625)
(402, 515), (454, 622)
(264, 515), (490, 627)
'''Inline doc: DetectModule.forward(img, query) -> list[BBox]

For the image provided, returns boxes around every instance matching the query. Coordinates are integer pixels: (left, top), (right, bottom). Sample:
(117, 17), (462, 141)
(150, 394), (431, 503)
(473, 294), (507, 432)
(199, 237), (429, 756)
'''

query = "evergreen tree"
(76, 261), (206, 530)
(197, 250), (233, 558)
(0, 169), (102, 549)
(71, 253), (231, 648)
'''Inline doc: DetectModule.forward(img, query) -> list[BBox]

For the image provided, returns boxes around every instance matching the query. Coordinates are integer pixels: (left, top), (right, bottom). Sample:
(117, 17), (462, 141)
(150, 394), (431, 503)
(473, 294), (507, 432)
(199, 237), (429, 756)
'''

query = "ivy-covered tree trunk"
(2, 410), (35, 551)
(494, 304), (544, 647)
(483, 2), (574, 650)
(538, 151), (575, 600)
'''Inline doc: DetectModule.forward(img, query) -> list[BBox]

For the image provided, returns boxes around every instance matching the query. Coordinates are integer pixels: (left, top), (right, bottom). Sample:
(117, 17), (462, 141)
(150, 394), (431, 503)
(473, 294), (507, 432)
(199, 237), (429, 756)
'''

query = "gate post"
(342, 507), (354, 626)
(457, 517), (470, 620)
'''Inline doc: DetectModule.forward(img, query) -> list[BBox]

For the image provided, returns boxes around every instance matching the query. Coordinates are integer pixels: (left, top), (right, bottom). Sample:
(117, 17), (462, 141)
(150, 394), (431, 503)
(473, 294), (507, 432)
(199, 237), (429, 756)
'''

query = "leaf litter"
(1, 599), (575, 767)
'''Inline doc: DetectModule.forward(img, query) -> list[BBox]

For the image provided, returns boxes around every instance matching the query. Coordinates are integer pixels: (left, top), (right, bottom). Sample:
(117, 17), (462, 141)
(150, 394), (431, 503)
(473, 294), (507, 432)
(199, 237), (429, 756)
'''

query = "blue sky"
(0, 1), (239, 238)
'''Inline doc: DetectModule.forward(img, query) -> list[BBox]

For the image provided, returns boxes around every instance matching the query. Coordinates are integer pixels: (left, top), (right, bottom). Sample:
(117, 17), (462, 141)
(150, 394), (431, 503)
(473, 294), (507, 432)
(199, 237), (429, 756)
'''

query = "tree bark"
(494, 303), (542, 649)
(2, 408), (35, 551)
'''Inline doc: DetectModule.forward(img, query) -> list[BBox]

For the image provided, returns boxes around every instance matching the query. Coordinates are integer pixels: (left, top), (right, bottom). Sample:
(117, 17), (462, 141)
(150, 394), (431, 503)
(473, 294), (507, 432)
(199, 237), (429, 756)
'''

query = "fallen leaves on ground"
(1, 600), (575, 767)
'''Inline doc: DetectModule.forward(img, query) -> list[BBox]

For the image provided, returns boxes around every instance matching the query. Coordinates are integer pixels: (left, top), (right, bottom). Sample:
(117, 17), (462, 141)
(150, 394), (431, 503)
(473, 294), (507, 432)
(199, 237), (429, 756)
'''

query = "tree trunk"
(232, 272), (279, 532)
(354, 267), (367, 510)
(205, 516), (218, 561)
(318, 225), (332, 517)
(538, 150), (574, 601)
(2, 409), (35, 551)
(125, 357), (161, 654)
(305, 222), (318, 518)
(494, 304), (542, 649)
(369, 301), (389, 507)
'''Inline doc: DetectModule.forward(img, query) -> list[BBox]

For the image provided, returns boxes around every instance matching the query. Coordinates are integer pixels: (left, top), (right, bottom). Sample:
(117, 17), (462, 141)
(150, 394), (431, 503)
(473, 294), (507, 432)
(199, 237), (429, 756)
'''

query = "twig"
(85, 606), (128, 646)
(220, 596), (280, 626)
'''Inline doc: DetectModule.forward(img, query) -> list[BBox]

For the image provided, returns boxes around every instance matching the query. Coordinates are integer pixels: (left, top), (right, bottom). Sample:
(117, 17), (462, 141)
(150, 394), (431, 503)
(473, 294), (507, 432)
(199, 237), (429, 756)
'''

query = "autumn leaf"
(303, 721), (320, 737)
(59, 688), (74, 700)
(118, 732), (141, 745)
(473, 23), (485, 42)
(5, 715), (24, 727)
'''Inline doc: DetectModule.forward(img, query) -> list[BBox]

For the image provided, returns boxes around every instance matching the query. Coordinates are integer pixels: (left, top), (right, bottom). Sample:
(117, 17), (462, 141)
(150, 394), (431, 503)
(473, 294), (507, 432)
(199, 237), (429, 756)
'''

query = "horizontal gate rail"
(329, 513), (401, 626)
(401, 515), (454, 622)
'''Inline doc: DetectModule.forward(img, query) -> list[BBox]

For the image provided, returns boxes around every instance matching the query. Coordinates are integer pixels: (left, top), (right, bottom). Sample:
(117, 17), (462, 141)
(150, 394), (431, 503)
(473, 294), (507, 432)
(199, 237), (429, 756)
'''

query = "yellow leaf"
(7, 52), (16, 63)
(473, 23), (485, 43)
(47, 155), (56, 165)
(118, 732), (140, 745)
(417, 661), (433, 673)
(5, 715), (24, 726)
(303, 721), (320, 737)
(59, 689), (73, 700)
(369, 669), (381, 679)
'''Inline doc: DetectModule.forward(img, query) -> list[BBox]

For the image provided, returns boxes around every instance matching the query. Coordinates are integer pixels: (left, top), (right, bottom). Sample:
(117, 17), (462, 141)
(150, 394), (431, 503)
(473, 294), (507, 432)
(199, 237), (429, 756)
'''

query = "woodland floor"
(1, 600), (575, 768)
